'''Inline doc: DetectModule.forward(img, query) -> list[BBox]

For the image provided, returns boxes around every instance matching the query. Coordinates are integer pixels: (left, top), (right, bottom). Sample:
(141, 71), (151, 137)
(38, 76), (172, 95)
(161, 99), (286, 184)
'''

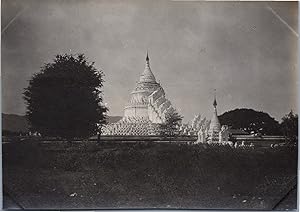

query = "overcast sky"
(2, 0), (298, 122)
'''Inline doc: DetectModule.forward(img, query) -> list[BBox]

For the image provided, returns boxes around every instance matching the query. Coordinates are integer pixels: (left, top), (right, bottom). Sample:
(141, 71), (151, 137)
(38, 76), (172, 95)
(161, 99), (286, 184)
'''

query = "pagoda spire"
(213, 89), (217, 108)
(208, 89), (221, 137)
(145, 51), (150, 68)
(138, 51), (156, 83)
(146, 51), (149, 61)
(145, 51), (150, 72)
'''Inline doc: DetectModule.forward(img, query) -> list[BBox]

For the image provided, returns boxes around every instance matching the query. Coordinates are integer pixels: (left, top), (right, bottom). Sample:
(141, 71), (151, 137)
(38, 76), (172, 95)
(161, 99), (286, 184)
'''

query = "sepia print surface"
(2, 0), (298, 210)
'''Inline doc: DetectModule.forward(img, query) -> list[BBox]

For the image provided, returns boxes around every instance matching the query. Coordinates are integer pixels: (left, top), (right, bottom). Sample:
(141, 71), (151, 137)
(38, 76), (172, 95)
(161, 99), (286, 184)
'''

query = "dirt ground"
(2, 140), (297, 210)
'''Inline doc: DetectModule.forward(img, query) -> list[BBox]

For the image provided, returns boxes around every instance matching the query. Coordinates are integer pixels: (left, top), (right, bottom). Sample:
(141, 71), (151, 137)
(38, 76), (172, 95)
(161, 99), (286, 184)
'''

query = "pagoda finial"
(139, 50), (156, 83)
(213, 89), (217, 108)
(146, 51), (149, 61)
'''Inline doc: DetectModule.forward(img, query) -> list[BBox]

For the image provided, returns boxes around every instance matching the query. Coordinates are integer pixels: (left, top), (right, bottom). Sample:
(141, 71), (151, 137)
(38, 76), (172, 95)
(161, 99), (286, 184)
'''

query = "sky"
(2, 0), (298, 122)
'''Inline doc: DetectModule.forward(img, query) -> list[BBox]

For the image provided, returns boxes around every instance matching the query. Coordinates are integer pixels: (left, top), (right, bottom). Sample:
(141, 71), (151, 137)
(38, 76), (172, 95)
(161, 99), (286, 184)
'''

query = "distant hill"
(219, 108), (281, 135)
(2, 114), (29, 133)
(2, 113), (122, 133)
(107, 116), (122, 124)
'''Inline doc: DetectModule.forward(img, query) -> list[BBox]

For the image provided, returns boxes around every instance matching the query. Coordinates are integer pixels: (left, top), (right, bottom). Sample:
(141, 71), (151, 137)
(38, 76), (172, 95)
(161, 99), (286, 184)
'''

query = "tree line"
(219, 108), (298, 141)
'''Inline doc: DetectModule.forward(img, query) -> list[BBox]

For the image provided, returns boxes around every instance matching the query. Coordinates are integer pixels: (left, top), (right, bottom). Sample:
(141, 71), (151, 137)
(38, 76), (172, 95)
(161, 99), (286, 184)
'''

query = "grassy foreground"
(3, 140), (297, 210)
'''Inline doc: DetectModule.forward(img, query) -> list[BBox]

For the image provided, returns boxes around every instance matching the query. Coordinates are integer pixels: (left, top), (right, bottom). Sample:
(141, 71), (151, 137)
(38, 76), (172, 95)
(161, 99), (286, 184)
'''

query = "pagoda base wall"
(124, 105), (149, 118)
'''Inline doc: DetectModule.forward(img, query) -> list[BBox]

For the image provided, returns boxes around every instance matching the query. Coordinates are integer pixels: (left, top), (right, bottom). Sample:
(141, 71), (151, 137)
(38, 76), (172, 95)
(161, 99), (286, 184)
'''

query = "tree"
(280, 110), (298, 142)
(159, 111), (183, 137)
(218, 108), (281, 135)
(23, 54), (108, 140)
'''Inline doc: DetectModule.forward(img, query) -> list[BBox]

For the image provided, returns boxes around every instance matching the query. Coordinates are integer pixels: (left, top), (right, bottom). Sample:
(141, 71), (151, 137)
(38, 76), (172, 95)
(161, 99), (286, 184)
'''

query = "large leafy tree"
(280, 110), (298, 142)
(159, 111), (183, 137)
(219, 108), (281, 135)
(23, 54), (108, 140)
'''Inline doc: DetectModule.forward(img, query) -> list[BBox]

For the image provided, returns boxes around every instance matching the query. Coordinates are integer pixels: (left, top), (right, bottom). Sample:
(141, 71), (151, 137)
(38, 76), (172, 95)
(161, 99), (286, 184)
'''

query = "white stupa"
(208, 91), (221, 142)
(102, 52), (178, 136)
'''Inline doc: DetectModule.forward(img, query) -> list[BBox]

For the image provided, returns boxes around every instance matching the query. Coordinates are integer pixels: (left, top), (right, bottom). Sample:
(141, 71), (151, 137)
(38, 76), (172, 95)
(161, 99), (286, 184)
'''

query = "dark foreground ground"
(3, 140), (297, 210)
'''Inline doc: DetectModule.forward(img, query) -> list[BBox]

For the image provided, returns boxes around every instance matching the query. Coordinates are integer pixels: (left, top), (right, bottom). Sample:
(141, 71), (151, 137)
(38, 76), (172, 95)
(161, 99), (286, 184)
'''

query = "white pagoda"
(207, 93), (221, 142)
(102, 53), (178, 136)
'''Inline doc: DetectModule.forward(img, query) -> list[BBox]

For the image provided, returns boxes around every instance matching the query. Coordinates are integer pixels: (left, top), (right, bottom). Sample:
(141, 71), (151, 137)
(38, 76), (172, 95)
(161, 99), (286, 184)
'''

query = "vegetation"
(3, 141), (297, 209)
(219, 108), (281, 135)
(23, 54), (108, 140)
(159, 111), (183, 137)
(280, 110), (298, 142)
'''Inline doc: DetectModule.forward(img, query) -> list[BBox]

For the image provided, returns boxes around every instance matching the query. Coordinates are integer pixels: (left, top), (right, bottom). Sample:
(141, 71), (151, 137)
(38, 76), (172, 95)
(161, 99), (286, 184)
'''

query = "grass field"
(3, 140), (297, 210)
